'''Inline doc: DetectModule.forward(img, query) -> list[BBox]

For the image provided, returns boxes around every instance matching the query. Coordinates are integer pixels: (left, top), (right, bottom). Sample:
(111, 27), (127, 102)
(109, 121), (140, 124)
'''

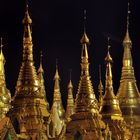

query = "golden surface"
(65, 79), (75, 122)
(100, 46), (122, 119)
(117, 4), (140, 138)
(47, 65), (65, 138)
(10, 5), (49, 139)
(0, 38), (11, 120)
(65, 29), (109, 140)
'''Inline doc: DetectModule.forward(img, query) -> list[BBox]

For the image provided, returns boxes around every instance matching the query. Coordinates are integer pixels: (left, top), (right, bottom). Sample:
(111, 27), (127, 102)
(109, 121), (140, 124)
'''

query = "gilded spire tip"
(80, 10), (90, 45)
(54, 58), (60, 80)
(68, 69), (73, 88)
(105, 37), (112, 63)
(123, 1), (132, 46)
(22, 1), (32, 24)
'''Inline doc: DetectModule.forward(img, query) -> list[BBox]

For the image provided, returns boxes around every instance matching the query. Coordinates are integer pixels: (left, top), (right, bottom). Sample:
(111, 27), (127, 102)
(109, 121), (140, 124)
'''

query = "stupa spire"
(0, 38), (11, 120)
(52, 60), (65, 117)
(65, 70), (75, 121)
(37, 51), (49, 109)
(98, 65), (104, 107)
(117, 1), (140, 131)
(75, 11), (98, 113)
(11, 4), (49, 139)
(123, 2), (132, 47)
(100, 38), (122, 119)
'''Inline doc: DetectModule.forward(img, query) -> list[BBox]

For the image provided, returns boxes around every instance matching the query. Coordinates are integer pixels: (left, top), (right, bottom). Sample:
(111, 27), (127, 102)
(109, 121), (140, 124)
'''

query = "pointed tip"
(0, 37), (5, 61)
(123, 1), (132, 46)
(68, 69), (73, 88)
(22, 2), (32, 24)
(80, 10), (90, 45)
(105, 38), (112, 62)
(54, 62), (60, 80)
(38, 51), (44, 73)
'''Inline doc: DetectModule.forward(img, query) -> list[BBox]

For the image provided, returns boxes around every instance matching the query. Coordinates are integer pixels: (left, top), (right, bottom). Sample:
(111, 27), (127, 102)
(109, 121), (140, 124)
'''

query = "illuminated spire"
(80, 10), (90, 45)
(65, 70), (75, 121)
(52, 60), (65, 116)
(38, 51), (43, 73)
(117, 1), (140, 130)
(98, 65), (104, 107)
(48, 62), (65, 138)
(100, 38), (122, 119)
(0, 38), (5, 77)
(65, 12), (105, 139)
(0, 38), (11, 120)
(123, 2), (132, 47)
(75, 11), (98, 113)
(37, 51), (49, 109)
(11, 4), (49, 138)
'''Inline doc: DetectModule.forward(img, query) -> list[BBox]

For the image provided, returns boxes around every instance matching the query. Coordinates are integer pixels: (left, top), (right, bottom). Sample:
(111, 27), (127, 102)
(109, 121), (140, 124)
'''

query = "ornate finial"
(105, 37), (112, 62)
(80, 10), (90, 45)
(22, 1), (32, 24)
(54, 58), (60, 80)
(127, 2), (130, 30)
(123, 1), (132, 46)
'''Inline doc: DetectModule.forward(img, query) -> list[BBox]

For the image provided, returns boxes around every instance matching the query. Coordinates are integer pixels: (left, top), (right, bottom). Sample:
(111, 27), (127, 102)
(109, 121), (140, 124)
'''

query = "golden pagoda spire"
(75, 10), (98, 113)
(11, 4), (49, 139)
(65, 70), (75, 121)
(52, 59), (65, 116)
(37, 51), (49, 109)
(100, 38), (122, 119)
(0, 37), (11, 120)
(98, 65), (104, 107)
(123, 2), (132, 47)
(65, 11), (106, 139)
(47, 61), (65, 138)
(117, 1), (140, 131)
(53, 60), (62, 102)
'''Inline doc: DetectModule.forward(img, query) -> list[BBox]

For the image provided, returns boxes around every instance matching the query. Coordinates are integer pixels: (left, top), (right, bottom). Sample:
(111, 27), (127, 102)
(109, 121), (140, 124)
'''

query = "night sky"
(0, 0), (140, 107)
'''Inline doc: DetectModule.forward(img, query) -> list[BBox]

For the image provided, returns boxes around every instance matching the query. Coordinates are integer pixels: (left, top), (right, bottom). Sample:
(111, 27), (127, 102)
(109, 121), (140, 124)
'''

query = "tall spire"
(100, 38), (122, 119)
(98, 65), (104, 107)
(11, 4), (49, 139)
(117, 1), (140, 131)
(52, 60), (65, 116)
(16, 3), (39, 89)
(65, 70), (75, 122)
(37, 51), (49, 109)
(75, 11), (98, 113)
(0, 38), (11, 120)
(47, 62), (65, 138)
(65, 12), (106, 139)
(123, 2), (132, 47)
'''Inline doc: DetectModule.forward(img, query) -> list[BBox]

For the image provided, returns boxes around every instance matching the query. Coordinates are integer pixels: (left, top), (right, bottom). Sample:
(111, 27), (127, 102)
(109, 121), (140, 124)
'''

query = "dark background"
(0, 0), (140, 108)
